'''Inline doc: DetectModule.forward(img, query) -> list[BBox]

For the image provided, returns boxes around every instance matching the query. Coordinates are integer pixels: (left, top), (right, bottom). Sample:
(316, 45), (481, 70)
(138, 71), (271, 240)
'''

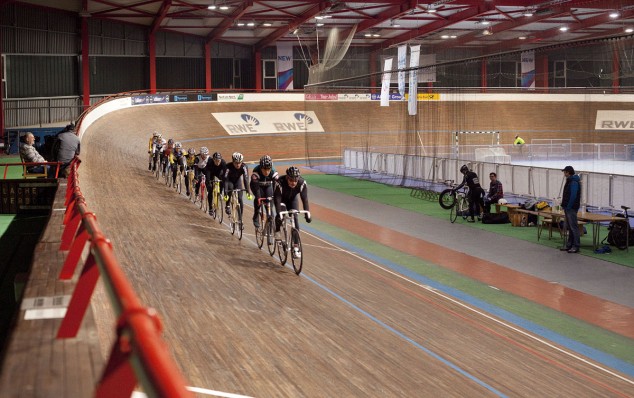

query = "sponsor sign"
(397, 45), (407, 98)
(304, 93), (338, 101)
(381, 58), (393, 107)
(595, 110), (634, 130)
(415, 93), (439, 101)
(521, 50), (536, 89)
(371, 93), (404, 101)
(212, 111), (325, 135)
(408, 45), (421, 116)
(131, 94), (170, 105)
(170, 93), (217, 102)
(217, 93), (245, 102)
(277, 42), (294, 90)
(0, 181), (57, 213)
(337, 93), (371, 101)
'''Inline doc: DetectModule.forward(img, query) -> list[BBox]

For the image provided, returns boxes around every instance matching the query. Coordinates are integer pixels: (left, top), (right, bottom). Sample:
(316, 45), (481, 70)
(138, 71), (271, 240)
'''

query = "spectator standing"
(20, 132), (55, 177)
(483, 172), (504, 213)
(560, 165), (581, 253)
(53, 124), (80, 176)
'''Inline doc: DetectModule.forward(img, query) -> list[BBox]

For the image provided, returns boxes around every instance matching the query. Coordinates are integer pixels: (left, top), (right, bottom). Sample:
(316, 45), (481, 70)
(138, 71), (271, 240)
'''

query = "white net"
(307, 25), (357, 85)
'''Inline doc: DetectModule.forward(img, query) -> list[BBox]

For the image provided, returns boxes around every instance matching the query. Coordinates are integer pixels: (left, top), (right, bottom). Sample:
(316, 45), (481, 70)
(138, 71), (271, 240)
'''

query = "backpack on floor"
(482, 212), (510, 224)
(604, 218), (632, 250)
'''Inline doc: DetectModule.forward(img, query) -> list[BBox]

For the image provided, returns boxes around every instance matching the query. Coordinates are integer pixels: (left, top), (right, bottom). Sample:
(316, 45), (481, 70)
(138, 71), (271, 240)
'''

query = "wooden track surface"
(75, 103), (633, 397)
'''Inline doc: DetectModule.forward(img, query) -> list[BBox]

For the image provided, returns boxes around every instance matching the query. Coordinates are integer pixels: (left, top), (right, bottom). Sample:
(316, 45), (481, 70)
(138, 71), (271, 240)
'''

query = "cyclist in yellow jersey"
(184, 148), (197, 196)
(148, 132), (160, 170)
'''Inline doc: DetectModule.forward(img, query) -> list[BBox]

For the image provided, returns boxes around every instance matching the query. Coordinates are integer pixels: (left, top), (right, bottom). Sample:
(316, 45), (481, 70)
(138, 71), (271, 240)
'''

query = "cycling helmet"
(286, 166), (300, 178)
(187, 148), (196, 156)
(232, 152), (244, 163)
(259, 155), (272, 168)
(161, 138), (167, 145)
(153, 131), (160, 137)
(212, 152), (222, 160)
(460, 165), (469, 173)
(174, 142), (182, 149)
(156, 133), (162, 139)
(167, 138), (175, 145)
(200, 147), (209, 156)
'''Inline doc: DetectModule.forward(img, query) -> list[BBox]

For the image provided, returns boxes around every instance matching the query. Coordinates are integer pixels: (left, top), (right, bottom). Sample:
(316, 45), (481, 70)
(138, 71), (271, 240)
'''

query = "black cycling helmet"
(212, 152), (222, 160)
(260, 155), (272, 168)
(460, 165), (469, 173)
(286, 166), (300, 178)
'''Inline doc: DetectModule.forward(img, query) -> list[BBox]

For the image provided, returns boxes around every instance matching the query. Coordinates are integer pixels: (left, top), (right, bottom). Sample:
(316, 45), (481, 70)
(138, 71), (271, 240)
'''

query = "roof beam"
(255, 1), (331, 50)
(151, 0), (171, 34)
(205, 0), (253, 44)
(376, 3), (493, 49)
(341, 0), (419, 37)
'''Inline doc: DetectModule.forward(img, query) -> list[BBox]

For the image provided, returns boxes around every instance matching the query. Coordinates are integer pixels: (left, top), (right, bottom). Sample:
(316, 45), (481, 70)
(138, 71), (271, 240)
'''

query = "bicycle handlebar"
(279, 210), (311, 219)
(257, 196), (273, 204)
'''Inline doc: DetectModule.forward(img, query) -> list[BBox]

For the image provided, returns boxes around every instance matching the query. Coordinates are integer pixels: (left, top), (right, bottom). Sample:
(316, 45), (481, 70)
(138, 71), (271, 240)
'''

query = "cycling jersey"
(274, 176), (309, 215)
(206, 158), (227, 182)
(224, 163), (250, 193)
(169, 148), (186, 166)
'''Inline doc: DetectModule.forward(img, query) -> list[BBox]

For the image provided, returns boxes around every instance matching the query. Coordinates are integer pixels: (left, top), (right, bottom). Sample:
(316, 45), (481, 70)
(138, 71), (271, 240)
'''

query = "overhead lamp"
(237, 22), (245, 27)
(219, 4), (229, 10)
(427, 5), (437, 13)
(364, 33), (372, 37)
(247, 21), (255, 27)
(523, 10), (533, 17)
(262, 22), (272, 27)
(518, 36), (527, 40)
(316, 22), (324, 27)
(391, 19), (401, 27)
(482, 29), (492, 36)
(441, 35), (449, 39)
(559, 26), (568, 32)
(207, 4), (217, 10)
(625, 27), (634, 33)
(609, 11), (620, 19)
(450, 35), (456, 38)
(481, 20), (491, 26)
(372, 33), (380, 37)
(292, 28), (299, 34)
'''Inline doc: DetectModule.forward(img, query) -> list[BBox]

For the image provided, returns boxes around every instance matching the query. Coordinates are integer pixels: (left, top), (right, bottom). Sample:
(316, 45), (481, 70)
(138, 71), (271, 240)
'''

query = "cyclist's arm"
(242, 165), (251, 195)
(273, 182), (283, 215)
(299, 181), (309, 211)
(454, 175), (466, 190)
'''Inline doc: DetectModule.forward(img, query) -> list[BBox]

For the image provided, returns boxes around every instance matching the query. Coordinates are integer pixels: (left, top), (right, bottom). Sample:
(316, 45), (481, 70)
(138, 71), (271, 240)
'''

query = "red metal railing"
(1, 161), (61, 179)
(58, 157), (193, 398)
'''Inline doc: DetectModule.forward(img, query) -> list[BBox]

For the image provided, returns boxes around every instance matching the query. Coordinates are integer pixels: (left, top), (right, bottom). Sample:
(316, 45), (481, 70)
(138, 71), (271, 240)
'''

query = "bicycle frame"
(228, 189), (246, 239)
(198, 174), (207, 213)
(209, 177), (223, 223)
(255, 197), (275, 255)
(277, 209), (311, 275)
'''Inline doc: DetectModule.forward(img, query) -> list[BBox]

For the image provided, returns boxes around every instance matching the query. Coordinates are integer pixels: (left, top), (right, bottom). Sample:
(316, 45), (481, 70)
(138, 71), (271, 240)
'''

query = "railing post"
(60, 202), (82, 250)
(96, 334), (137, 398)
(59, 223), (89, 280)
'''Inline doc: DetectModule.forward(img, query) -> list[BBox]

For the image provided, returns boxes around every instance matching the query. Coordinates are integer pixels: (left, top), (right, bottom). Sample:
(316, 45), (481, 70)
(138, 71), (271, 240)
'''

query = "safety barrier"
(57, 157), (193, 397)
(1, 161), (61, 179)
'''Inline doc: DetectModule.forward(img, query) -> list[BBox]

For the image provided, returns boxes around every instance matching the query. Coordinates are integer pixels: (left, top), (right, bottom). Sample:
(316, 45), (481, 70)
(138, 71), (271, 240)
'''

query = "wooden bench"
(19, 151), (48, 179)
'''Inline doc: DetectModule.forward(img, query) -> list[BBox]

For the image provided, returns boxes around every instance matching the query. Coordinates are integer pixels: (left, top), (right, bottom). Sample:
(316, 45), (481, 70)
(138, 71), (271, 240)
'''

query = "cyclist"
(250, 155), (279, 228)
(205, 152), (227, 212)
(194, 147), (211, 198)
(151, 135), (165, 172)
(223, 152), (252, 216)
(169, 142), (186, 186)
(148, 131), (160, 170)
(162, 138), (175, 175)
(453, 164), (484, 223)
(184, 147), (197, 196)
(273, 167), (311, 246)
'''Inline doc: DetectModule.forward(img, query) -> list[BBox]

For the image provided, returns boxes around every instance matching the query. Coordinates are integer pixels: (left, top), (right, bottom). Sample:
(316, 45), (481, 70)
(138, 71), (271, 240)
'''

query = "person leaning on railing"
(20, 132), (56, 178)
(53, 124), (81, 177)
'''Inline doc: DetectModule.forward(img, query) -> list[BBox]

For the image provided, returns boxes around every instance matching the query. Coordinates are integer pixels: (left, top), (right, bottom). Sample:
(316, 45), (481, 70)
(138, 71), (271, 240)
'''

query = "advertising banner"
(131, 94), (170, 105)
(408, 45), (420, 116)
(398, 45), (407, 99)
(521, 50), (535, 89)
(212, 111), (325, 135)
(304, 93), (338, 100)
(277, 42), (294, 90)
(595, 110), (634, 130)
(337, 93), (371, 101)
(381, 58), (393, 107)
(171, 93), (217, 102)
(217, 93), (245, 102)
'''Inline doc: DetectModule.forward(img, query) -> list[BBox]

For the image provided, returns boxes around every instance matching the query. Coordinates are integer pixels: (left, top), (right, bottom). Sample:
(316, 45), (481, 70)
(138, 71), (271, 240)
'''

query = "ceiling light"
(482, 29), (492, 36)
(292, 28), (299, 35)
(237, 22), (245, 27)
(364, 33), (372, 37)
(372, 34), (380, 37)
(207, 5), (217, 10)
(523, 11), (533, 17)
(315, 15), (324, 20)
(481, 20), (490, 25)
(441, 35), (449, 39)
(559, 26), (568, 32)
(219, 5), (229, 10)
(625, 27), (634, 33)
(427, 7), (437, 13)
(263, 22), (272, 27)
(450, 35), (456, 38)
(519, 36), (526, 40)
(247, 22), (255, 27)
(609, 11), (620, 19)
(391, 20), (401, 27)
(321, 14), (332, 19)
(316, 22), (324, 27)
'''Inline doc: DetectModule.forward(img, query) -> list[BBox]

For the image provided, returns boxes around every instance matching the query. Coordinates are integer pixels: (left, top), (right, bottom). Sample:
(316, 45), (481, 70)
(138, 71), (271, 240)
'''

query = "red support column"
(149, 33), (157, 94)
(481, 58), (487, 93)
(612, 46), (620, 94)
(81, 16), (90, 110)
(255, 50), (262, 92)
(536, 54), (549, 92)
(205, 42), (212, 93)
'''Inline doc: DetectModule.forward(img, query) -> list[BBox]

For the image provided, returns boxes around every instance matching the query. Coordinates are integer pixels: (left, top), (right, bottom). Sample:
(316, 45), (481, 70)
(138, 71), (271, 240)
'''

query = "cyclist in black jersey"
(274, 166), (311, 239)
(170, 142), (186, 186)
(223, 152), (252, 215)
(453, 164), (485, 222)
(250, 155), (279, 228)
(194, 147), (210, 197)
(204, 152), (227, 212)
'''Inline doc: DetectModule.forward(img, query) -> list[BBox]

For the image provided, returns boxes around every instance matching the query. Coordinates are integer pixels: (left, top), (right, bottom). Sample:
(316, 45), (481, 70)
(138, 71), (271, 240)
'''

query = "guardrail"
(57, 157), (193, 397)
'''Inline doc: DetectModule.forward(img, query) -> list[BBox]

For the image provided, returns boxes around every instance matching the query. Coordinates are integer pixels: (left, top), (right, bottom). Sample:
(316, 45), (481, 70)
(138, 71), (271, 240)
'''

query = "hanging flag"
(277, 42), (294, 90)
(398, 45), (407, 99)
(381, 58), (393, 107)
(408, 45), (420, 116)
(521, 50), (535, 89)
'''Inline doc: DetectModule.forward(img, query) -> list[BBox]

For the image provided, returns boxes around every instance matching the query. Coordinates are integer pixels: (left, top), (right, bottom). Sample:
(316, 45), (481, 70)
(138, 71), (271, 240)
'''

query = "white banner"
(521, 50), (535, 89)
(408, 45), (420, 116)
(381, 58), (393, 107)
(398, 45), (407, 99)
(277, 42), (294, 90)
(212, 111), (324, 135)
(595, 110), (634, 130)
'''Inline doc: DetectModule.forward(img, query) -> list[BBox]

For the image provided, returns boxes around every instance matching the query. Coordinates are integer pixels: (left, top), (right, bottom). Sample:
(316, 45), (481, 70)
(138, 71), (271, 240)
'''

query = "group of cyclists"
(147, 131), (311, 243)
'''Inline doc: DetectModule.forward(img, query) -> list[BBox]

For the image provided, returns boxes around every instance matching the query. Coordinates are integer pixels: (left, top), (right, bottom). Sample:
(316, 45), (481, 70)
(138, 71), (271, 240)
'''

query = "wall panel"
(6, 55), (78, 98)
(157, 57), (205, 90)
(89, 56), (147, 95)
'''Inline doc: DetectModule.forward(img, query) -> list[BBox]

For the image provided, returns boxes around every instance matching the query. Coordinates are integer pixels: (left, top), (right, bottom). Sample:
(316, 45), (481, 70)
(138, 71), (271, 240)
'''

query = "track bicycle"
(174, 165), (184, 194)
(276, 209), (311, 275)
(164, 162), (173, 187)
(154, 153), (163, 180)
(449, 187), (470, 223)
(255, 196), (275, 255)
(197, 174), (208, 213)
(226, 189), (246, 240)
(186, 168), (195, 201)
(209, 177), (223, 223)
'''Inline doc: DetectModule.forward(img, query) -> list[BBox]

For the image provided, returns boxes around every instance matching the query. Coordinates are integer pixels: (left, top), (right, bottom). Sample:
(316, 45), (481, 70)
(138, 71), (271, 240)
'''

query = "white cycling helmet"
(232, 152), (243, 163)
(498, 198), (508, 205)
(200, 147), (209, 156)
(174, 142), (182, 149)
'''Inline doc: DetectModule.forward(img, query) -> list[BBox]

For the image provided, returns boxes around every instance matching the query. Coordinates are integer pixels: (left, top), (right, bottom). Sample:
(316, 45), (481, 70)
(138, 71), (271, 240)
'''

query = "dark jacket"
(562, 174), (581, 211)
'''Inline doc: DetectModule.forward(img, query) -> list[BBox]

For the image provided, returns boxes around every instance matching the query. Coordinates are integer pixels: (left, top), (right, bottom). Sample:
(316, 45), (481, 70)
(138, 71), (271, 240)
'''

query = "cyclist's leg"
(274, 203), (287, 238)
(289, 195), (301, 230)
(252, 186), (262, 227)
(467, 191), (476, 221)
(225, 181), (235, 214)
(206, 176), (213, 211)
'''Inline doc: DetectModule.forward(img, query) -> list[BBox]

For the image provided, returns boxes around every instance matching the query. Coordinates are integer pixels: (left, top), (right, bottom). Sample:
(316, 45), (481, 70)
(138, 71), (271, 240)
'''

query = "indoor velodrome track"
(57, 102), (634, 397)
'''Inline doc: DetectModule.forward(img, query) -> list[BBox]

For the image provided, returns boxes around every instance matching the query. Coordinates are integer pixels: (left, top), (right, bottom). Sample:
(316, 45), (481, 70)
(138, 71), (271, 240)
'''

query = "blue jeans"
(564, 209), (580, 249)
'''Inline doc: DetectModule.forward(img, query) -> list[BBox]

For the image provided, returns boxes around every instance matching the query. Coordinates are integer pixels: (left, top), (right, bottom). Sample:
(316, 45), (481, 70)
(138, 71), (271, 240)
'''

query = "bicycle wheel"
(176, 172), (182, 193)
(218, 194), (224, 224)
(266, 218), (275, 256)
(210, 190), (217, 219)
(290, 228), (303, 275)
(237, 205), (243, 240)
(460, 197), (469, 220)
(256, 210), (265, 249)
(450, 202), (459, 223)
(200, 185), (208, 212)
(439, 189), (456, 209)
(278, 227), (288, 265)
(230, 203), (237, 235)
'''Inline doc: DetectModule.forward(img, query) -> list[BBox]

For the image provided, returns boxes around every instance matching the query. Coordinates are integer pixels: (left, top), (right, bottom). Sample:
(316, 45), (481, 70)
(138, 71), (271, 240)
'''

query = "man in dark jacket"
(560, 165), (581, 253)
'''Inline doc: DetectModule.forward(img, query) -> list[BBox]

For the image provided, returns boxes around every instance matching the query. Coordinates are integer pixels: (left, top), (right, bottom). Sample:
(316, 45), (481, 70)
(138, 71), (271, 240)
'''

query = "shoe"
(559, 247), (572, 251)
(225, 205), (231, 215)
(253, 219), (260, 228)
(209, 209), (213, 216)
(274, 231), (281, 240)
(292, 247), (301, 259)
(148, 164), (152, 170)
(567, 248), (580, 253)
(467, 218), (475, 223)
(186, 191), (190, 197)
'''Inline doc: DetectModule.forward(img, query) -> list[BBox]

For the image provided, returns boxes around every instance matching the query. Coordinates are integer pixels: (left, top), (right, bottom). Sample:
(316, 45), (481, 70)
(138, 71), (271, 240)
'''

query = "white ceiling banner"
(212, 111), (325, 135)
